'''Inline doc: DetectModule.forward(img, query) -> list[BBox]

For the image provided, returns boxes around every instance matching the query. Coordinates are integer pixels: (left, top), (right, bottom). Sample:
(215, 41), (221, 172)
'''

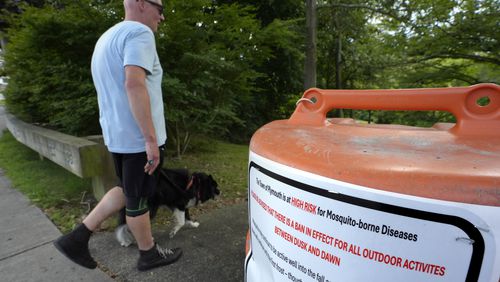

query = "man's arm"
(124, 65), (159, 175)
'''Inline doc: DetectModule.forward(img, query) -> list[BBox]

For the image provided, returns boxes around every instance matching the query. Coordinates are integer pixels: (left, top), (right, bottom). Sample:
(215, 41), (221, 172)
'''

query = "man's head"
(124, 0), (165, 32)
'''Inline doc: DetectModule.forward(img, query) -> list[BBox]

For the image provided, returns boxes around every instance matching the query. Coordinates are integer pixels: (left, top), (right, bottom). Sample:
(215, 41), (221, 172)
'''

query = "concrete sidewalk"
(0, 169), (114, 282)
(0, 105), (249, 281)
(0, 105), (114, 281)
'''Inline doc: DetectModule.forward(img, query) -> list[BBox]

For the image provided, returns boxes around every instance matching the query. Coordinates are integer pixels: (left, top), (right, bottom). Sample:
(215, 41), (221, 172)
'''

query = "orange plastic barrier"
(290, 83), (500, 136)
(246, 84), (500, 282)
(251, 83), (500, 206)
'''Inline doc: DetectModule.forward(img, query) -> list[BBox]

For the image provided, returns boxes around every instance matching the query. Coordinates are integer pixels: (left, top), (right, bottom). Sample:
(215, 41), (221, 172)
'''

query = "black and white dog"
(115, 168), (220, 247)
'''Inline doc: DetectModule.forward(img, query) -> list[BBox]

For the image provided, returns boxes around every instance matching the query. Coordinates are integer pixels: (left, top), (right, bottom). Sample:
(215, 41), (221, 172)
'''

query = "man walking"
(54, 0), (182, 271)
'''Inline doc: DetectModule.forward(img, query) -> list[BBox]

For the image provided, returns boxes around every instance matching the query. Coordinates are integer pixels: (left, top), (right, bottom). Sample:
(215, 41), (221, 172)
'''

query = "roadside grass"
(149, 138), (250, 227)
(0, 131), (92, 233)
(165, 138), (249, 200)
(0, 130), (249, 232)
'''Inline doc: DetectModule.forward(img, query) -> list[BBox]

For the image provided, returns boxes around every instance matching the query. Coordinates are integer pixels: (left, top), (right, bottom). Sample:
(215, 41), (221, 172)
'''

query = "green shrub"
(4, 1), (120, 135)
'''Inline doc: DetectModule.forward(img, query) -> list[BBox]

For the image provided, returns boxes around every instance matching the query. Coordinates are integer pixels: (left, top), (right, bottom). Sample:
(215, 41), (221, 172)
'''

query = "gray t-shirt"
(91, 21), (166, 153)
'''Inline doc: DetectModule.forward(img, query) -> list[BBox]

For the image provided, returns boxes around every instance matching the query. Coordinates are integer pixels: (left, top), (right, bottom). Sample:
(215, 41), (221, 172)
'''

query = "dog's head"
(191, 172), (220, 203)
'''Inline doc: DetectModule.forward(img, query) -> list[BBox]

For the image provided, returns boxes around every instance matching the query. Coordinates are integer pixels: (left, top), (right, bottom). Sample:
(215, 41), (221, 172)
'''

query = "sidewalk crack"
(0, 239), (56, 262)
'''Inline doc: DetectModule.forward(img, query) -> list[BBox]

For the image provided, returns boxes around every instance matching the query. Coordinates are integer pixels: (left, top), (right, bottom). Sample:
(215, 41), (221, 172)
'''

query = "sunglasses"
(144, 0), (164, 15)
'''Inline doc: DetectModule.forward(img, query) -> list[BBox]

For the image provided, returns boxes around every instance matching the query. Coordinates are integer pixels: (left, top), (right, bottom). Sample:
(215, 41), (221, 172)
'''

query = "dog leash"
(159, 169), (197, 201)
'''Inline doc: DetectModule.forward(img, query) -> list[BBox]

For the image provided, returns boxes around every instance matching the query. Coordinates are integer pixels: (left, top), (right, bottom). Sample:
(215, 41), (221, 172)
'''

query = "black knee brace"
(125, 197), (149, 217)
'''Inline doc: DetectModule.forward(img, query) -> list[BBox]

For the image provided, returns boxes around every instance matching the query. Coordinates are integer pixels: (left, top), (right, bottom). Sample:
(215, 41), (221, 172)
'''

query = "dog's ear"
(208, 175), (220, 195)
(208, 174), (216, 183)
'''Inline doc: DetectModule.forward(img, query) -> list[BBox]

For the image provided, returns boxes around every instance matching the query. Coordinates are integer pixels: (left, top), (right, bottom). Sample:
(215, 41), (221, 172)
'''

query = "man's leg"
(83, 186), (126, 231)
(126, 212), (154, 250)
(124, 197), (183, 271)
(54, 186), (125, 269)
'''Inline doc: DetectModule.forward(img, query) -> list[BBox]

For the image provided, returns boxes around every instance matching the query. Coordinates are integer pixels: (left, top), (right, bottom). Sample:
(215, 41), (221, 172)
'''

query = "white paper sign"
(247, 156), (497, 282)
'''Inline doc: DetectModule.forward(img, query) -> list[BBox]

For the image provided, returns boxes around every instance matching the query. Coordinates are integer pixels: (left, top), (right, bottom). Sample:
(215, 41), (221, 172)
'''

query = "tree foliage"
(1, 0), (498, 152)
(157, 0), (302, 155)
(210, 0), (305, 133)
(378, 0), (499, 86)
(3, 1), (121, 135)
(314, 0), (498, 124)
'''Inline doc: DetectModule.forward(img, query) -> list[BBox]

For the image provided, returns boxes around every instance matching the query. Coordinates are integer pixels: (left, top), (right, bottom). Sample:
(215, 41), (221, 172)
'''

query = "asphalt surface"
(90, 203), (247, 281)
(0, 105), (249, 281)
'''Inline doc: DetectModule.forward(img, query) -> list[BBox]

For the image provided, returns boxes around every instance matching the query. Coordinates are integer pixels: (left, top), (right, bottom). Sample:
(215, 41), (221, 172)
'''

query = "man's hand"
(144, 141), (159, 175)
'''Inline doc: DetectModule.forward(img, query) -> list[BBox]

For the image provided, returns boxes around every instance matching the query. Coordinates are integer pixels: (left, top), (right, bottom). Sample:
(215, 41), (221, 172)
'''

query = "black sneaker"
(137, 244), (182, 271)
(53, 226), (97, 269)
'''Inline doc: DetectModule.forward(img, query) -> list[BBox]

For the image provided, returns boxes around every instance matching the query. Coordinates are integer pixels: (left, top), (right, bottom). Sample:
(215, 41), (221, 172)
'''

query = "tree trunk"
(335, 14), (344, 117)
(304, 0), (317, 90)
(0, 37), (7, 52)
(335, 35), (342, 89)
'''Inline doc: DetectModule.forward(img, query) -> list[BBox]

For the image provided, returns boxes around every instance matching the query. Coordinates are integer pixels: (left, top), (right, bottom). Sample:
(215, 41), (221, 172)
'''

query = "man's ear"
(136, 0), (146, 12)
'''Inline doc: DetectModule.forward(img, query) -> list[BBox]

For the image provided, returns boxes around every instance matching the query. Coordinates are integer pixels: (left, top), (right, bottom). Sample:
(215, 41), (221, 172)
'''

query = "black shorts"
(111, 146), (165, 199)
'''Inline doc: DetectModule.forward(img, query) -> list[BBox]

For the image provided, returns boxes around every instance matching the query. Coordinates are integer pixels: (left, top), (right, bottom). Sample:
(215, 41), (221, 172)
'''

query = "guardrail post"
(84, 135), (117, 201)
